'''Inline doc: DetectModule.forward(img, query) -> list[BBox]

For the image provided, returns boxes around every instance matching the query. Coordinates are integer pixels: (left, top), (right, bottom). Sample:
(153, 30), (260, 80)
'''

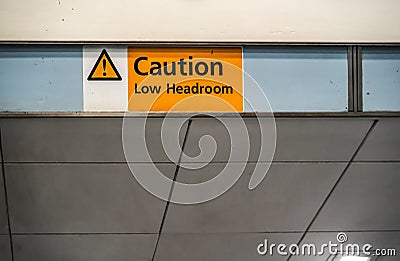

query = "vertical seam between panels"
(151, 119), (192, 261)
(0, 126), (15, 261)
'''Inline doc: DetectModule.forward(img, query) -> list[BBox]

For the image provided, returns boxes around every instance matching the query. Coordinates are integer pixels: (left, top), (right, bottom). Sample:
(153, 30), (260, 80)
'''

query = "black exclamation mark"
(102, 59), (107, 76)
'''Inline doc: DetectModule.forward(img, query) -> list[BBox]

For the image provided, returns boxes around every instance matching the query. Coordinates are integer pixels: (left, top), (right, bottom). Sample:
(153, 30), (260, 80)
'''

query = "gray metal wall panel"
(0, 164), (8, 234)
(164, 162), (346, 233)
(2, 118), (125, 162)
(311, 163), (400, 231)
(0, 119), (9, 234)
(1, 118), (187, 163)
(183, 118), (373, 162)
(274, 118), (374, 161)
(1, 116), (399, 260)
(155, 233), (301, 261)
(0, 235), (11, 261)
(356, 118), (400, 161)
(6, 163), (173, 233)
(13, 234), (156, 261)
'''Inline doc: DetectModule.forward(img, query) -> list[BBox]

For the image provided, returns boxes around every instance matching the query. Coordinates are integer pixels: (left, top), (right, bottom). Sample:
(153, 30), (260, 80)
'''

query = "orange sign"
(128, 47), (243, 111)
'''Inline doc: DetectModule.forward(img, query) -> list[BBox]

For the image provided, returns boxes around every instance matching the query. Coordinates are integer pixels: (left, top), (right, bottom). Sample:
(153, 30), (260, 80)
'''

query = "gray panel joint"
(347, 46), (363, 112)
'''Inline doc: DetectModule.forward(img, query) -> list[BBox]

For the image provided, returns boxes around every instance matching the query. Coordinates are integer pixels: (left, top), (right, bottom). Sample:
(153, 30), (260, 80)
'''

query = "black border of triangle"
(87, 49), (122, 81)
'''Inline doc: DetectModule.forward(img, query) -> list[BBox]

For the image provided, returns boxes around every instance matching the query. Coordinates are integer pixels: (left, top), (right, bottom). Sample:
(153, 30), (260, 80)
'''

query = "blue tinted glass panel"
(362, 48), (400, 111)
(243, 47), (348, 112)
(0, 46), (83, 111)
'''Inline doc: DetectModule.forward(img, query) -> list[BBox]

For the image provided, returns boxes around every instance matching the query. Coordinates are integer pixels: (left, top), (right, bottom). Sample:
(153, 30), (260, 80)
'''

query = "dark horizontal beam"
(0, 41), (399, 46)
(0, 111), (399, 118)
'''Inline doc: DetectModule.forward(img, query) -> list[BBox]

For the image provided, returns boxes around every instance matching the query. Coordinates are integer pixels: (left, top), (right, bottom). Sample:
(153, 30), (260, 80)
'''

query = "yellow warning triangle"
(87, 49), (122, 81)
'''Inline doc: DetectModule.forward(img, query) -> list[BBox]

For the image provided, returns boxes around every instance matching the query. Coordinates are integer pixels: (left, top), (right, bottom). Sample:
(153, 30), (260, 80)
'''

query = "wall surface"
(0, 0), (400, 42)
(0, 116), (399, 260)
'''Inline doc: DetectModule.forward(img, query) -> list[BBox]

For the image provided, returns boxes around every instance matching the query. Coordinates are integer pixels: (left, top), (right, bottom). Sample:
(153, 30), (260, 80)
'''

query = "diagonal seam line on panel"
(325, 253), (335, 261)
(151, 119), (192, 261)
(287, 119), (378, 261)
(0, 127), (15, 261)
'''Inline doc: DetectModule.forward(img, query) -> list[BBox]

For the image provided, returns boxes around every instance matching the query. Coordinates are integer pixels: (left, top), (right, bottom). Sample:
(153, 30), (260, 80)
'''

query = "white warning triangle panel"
(83, 46), (128, 111)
